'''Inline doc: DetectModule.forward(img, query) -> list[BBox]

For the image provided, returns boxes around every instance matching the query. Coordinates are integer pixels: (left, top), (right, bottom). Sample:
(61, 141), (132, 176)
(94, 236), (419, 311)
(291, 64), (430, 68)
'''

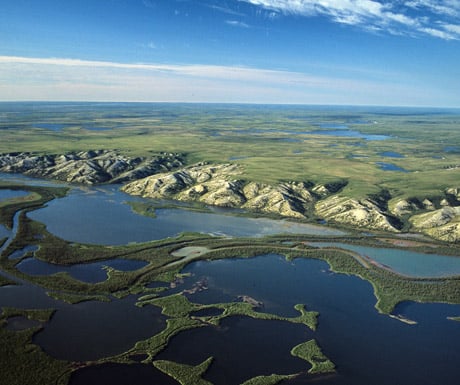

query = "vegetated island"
(0, 181), (459, 385)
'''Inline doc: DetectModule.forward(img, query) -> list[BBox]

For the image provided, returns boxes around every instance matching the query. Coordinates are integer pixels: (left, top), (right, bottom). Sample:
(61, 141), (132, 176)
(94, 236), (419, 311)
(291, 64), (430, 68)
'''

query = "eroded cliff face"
(389, 188), (460, 242)
(0, 151), (184, 184)
(121, 162), (341, 220)
(409, 206), (460, 242)
(315, 196), (401, 232)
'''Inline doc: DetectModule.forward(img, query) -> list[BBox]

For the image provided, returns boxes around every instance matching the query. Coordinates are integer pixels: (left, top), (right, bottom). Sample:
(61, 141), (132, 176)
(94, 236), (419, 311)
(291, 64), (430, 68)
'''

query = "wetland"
(0, 103), (460, 385)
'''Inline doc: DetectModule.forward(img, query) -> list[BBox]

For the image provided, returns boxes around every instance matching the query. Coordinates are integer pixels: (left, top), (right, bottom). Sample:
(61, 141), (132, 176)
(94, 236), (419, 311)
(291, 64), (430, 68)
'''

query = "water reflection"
(28, 184), (343, 245)
(174, 255), (460, 385)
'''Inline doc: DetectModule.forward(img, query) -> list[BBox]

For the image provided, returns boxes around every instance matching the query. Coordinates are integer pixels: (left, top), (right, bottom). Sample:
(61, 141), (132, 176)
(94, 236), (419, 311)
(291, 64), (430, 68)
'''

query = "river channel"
(1, 174), (460, 385)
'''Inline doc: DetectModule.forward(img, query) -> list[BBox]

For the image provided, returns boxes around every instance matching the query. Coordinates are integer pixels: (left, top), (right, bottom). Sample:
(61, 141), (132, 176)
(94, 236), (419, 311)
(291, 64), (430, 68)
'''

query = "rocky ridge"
(121, 162), (328, 219)
(390, 189), (460, 242)
(1, 150), (459, 241)
(0, 150), (184, 184)
(315, 196), (400, 233)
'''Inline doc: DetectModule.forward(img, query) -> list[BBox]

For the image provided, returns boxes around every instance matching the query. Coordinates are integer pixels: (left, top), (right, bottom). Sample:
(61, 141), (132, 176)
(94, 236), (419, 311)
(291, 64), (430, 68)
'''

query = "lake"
(376, 162), (409, 172)
(156, 255), (460, 385)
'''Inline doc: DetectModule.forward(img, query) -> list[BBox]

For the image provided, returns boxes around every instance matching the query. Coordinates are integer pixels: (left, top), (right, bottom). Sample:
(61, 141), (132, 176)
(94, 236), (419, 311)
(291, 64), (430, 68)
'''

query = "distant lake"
(379, 151), (405, 158)
(444, 146), (460, 153)
(34, 123), (67, 131)
(309, 129), (390, 141)
(376, 162), (409, 172)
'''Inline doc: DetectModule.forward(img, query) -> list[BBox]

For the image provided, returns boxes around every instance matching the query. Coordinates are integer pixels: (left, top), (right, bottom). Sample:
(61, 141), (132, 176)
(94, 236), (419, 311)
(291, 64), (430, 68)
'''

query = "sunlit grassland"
(2, 104), (459, 204)
(7, 102), (454, 197)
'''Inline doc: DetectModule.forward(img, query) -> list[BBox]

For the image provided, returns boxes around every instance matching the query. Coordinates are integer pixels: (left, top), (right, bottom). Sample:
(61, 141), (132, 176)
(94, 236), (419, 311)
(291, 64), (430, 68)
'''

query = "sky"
(0, 0), (459, 107)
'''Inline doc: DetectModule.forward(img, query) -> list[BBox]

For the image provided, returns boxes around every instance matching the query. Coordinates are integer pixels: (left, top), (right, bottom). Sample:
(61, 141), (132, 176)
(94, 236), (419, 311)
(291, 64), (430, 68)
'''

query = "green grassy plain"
(1, 103), (459, 200)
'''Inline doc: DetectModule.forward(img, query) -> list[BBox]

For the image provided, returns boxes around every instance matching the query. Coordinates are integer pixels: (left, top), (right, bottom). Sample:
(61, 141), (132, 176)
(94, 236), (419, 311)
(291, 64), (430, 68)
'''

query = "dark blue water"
(6, 316), (41, 331)
(379, 151), (405, 158)
(84, 126), (113, 131)
(376, 162), (409, 172)
(158, 255), (460, 385)
(33, 295), (166, 361)
(69, 363), (179, 385)
(16, 257), (148, 283)
(158, 316), (311, 384)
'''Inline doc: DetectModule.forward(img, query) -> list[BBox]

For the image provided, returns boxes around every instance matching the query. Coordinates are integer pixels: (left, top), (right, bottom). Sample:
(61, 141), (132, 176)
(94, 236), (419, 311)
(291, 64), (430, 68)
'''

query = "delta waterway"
(1, 173), (460, 385)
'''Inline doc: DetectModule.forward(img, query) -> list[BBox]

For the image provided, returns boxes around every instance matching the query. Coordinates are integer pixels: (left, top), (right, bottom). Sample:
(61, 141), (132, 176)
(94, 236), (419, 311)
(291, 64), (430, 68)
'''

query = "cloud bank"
(241, 0), (460, 40)
(0, 56), (454, 106)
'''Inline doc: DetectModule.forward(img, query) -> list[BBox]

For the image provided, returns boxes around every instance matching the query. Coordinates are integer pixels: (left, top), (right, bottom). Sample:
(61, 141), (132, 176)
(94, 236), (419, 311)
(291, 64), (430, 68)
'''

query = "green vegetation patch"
(291, 339), (336, 374)
(154, 357), (214, 385)
(240, 374), (296, 385)
(46, 291), (111, 304)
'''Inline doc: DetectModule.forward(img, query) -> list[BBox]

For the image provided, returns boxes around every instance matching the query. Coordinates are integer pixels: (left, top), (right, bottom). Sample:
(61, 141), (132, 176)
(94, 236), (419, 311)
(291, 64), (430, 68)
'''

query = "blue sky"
(1, 0), (459, 106)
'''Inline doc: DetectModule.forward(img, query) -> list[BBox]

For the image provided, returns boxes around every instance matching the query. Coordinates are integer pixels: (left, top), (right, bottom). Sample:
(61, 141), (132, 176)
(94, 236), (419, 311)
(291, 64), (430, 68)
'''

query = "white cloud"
(240, 0), (460, 40)
(225, 20), (251, 28)
(0, 55), (455, 106)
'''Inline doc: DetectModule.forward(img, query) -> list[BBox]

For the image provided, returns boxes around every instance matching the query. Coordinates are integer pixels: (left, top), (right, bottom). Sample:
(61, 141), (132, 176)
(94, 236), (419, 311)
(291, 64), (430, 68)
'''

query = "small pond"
(444, 146), (460, 153)
(309, 130), (389, 141)
(34, 123), (67, 131)
(8, 245), (39, 260)
(379, 151), (405, 158)
(16, 257), (148, 283)
(376, 162), (409, 172)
